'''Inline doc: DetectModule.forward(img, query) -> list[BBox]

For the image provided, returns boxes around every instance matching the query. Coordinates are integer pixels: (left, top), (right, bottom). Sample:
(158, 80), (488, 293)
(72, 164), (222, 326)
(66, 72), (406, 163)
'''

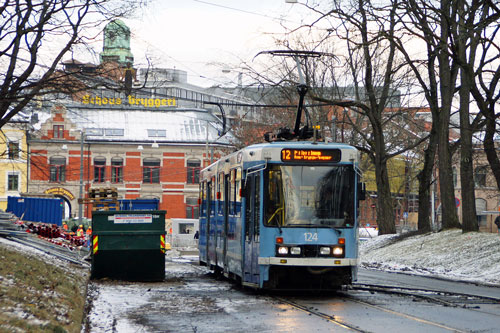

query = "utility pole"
(78, 131), (84, 225)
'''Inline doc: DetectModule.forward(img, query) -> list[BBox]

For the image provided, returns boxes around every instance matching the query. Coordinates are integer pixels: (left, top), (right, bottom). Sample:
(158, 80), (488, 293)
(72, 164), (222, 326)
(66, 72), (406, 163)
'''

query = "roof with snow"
(37, 102), (235, 146)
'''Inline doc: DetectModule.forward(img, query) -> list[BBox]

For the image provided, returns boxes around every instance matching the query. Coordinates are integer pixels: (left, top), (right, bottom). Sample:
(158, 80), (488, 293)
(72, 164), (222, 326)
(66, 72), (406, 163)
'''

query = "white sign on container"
(114, 214), (153, 224)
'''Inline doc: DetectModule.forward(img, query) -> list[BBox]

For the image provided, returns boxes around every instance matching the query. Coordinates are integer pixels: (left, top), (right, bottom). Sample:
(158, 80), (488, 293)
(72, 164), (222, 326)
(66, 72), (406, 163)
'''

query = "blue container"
(7, 196), (64, 225)
(118, 199), (159, 211)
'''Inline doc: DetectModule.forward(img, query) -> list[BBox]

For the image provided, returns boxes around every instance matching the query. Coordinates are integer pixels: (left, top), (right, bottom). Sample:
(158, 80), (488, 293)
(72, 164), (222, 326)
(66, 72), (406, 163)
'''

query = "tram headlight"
(277, 246), (289, 255)
(290, 247), (301, 255)
(319, 247), (331, 256)
(332, 246), (344, 257)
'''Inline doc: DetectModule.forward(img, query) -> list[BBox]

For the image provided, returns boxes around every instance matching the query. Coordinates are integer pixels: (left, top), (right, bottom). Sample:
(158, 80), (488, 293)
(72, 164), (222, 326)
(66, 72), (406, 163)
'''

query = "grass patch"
(0, 243), (89, 333)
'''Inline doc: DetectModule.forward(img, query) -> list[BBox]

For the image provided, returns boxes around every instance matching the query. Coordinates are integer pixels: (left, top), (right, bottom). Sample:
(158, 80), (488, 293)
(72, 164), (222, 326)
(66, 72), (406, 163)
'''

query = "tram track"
(352, 283), (500, 309)
(273, 282), (500, 333)
(274, 296), (368, 332)
(275, 294), (468, 332)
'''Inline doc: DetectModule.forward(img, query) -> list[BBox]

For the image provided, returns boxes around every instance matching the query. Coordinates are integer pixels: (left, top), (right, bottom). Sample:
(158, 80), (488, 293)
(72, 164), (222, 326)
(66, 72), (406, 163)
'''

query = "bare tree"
(304, 0), (421, 235)
(0, 0), (146, 128)
(462, 3), (500, 194)
(401, 0), (500, 232)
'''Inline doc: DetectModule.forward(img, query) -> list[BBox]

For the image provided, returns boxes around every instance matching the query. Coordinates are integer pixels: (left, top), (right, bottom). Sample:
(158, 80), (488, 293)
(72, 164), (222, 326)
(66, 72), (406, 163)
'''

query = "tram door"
(207, 178), (216, 265)
(204, 180), (211, 264)
(243, 172), (260, 285)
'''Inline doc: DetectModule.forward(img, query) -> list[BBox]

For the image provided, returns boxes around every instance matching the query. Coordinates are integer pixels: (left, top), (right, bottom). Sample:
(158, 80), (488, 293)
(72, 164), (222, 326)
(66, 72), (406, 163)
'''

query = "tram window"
(244, 176), (252, 240)
(265, 166), (283, 227)
(217, 173), (225, 215)
(218, 173), (224, 201)
(200, 182), (207, 217)
(207, 181), (214, 217)
(235, 168), (242, 217)
(254, 174), (260, 241)
(210, 177), (216, 216)
(230, 169), (236, 216)
(264, 165), (355, 228)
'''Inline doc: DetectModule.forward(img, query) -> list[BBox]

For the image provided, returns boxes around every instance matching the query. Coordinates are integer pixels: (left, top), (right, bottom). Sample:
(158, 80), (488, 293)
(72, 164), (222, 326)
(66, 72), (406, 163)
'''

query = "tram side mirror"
(358, 182), (366, 201)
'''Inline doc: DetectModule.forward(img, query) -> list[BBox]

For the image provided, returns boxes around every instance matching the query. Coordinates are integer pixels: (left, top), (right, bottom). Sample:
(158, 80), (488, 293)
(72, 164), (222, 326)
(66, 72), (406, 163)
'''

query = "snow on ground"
(3, 227), (500, 332)
(359, 228), (500, 286)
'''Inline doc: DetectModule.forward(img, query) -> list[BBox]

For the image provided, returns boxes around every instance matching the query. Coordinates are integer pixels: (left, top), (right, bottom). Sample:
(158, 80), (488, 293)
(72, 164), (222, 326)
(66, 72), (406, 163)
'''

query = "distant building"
(24, 20), (249, 220)
(0, 113), (30, 210)
(28, 102), (233, 219)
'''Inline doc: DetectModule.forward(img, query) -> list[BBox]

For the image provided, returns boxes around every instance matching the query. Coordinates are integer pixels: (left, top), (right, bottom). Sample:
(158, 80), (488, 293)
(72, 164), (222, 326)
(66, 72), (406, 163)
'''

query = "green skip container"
(90, 210), (167, 281)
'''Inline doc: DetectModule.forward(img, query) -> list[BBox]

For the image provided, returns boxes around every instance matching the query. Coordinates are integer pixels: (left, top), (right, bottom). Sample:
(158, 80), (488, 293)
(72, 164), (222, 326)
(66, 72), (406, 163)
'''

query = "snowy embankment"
(359, 229), (500, 286)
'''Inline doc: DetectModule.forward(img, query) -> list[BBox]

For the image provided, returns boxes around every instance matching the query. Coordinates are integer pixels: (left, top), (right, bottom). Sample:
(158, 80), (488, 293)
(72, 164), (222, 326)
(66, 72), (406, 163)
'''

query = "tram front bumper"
(258, 257), (358, 266)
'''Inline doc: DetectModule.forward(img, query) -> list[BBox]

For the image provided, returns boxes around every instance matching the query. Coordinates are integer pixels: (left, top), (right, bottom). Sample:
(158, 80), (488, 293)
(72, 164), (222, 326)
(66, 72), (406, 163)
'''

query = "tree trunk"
(437, 0), (461, 230)
(417, 127), (438, 233)
(483, 107), (500, 191)
(459, 74), (478, 232)
(374, 154), (396, 235)
(437, 112), (461, 229)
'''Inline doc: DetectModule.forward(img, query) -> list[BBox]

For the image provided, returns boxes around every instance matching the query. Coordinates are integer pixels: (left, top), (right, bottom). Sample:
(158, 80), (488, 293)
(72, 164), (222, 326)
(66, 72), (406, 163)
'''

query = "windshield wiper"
(323, 225), (342, 235)
(289, 223), (319, 227)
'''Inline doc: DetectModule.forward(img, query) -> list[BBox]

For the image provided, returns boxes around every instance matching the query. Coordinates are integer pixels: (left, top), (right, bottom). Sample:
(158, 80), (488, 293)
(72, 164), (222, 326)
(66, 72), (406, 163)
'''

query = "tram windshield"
(265, 164), (355, 228)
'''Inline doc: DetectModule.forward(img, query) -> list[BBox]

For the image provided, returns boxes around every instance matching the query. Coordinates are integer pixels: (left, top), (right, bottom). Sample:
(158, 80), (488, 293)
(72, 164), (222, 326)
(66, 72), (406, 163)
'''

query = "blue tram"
(198, 141), (365, 290)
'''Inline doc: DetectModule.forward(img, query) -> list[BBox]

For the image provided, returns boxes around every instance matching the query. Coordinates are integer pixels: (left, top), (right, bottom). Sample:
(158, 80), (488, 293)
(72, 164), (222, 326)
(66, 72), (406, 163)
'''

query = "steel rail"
(343, 295), (469, 333)
(352, 283), (500, 305)
(274, 296), (368, 332)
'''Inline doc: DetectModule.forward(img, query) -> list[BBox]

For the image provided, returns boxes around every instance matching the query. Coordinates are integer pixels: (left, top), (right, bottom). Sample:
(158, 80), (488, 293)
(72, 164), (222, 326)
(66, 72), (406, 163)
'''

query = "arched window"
(111, 157), (123, 183)
(94, 157), (106, 183)
(49, 156), (66, 182)
(187, 159), (200, 184)
(474, 166), (488, 188)
(143, 158), (160, 183)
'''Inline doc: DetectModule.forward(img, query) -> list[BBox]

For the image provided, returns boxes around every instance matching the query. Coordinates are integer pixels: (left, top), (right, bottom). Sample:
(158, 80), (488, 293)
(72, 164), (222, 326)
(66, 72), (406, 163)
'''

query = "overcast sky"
(124, 0), (318, 87)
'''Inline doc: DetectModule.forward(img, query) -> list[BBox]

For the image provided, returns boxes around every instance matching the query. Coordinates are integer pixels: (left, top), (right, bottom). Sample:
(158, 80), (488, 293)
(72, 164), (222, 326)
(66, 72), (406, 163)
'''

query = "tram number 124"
(304, 232), (318, 241)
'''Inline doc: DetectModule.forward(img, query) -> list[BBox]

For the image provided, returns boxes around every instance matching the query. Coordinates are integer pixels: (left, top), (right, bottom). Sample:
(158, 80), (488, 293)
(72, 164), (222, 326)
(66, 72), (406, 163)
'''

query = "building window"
(474, 166), (488, 188)
(179, 222), (195, 234)
(53, 125), (64, 138)
(94, 157), (106, 183)
(475, 198), (487, 227)
(104, 128), (124, 136)
(187, 159), (200, 184)
(147, 129), (166, 137)
(7, 174), (19, 191)
(143, 158), (160, 183)
(86, 128), (103, 136)
(111, 157), (123, 183)
(408, 194), (419, 213)
(186, 197), (199, 219)
(7, 141), (19, 159)
(49, 156), (66, 182)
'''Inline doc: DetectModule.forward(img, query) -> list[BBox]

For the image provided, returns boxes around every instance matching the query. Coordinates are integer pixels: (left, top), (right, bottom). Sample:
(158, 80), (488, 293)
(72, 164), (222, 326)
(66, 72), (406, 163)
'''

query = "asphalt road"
(84, 260), (500, 332)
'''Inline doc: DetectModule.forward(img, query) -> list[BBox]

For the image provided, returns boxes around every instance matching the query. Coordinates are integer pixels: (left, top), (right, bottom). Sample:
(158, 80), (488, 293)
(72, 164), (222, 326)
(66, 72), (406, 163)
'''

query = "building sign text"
(82, 95), (176, 108)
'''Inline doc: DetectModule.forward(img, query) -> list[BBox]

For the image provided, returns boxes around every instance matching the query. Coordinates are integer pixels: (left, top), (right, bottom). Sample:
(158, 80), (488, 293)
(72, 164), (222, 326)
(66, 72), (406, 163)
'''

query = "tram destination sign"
(280, 148), (341, 162)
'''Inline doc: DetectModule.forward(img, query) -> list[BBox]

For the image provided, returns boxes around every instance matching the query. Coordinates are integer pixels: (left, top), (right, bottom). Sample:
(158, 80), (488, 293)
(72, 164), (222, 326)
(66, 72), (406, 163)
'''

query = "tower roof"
(100, 19), (134, 66)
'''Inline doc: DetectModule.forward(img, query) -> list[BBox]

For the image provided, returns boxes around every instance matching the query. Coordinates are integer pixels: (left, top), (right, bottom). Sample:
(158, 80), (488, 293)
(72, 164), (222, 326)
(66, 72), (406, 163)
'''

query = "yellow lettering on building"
(126, 95), (176, 108)
(45, 187), (75, 200)
(82, 95), (121, 106)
